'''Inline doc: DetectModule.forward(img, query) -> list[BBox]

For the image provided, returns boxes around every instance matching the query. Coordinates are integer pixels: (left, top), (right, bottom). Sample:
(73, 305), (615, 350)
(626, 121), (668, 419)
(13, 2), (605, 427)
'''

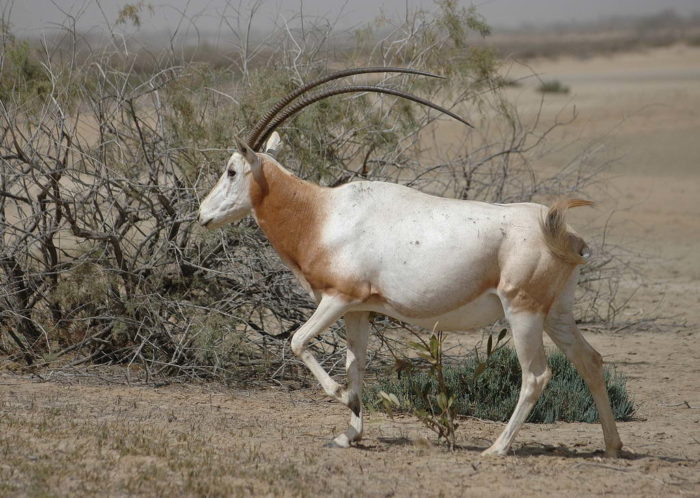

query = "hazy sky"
(4, 0), (700, 37)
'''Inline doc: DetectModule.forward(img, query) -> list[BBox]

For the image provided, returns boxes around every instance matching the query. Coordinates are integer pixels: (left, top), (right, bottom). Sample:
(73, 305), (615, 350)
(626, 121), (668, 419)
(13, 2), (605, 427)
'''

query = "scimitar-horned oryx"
(198, 67), (623, 457)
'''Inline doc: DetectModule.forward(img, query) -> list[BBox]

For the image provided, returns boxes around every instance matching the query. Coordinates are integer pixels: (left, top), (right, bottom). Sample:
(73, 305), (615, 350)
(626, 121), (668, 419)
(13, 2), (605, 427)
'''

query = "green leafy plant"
(380, 327), (459, 450)
(368, 343), (635, 427)
(472, 327), (509, 379)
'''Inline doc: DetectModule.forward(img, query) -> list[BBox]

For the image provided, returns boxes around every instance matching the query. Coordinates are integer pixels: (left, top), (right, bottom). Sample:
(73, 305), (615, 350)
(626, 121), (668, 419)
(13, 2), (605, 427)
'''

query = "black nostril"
(200, 217), (212, 227)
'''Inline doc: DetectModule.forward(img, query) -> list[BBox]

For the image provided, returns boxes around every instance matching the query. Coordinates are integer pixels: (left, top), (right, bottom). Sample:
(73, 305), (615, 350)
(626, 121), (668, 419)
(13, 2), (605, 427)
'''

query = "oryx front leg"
(290, 295), (357, 438)
(330, 311), (370, 448)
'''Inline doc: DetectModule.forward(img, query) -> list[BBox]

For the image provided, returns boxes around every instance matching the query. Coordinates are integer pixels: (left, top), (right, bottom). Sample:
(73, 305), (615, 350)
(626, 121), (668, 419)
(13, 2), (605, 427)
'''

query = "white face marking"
(198, 152), (254, 229)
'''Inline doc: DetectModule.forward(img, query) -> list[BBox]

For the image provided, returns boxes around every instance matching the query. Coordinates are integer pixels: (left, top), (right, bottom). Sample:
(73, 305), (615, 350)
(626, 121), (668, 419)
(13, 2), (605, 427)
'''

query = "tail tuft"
(540, 199), (592, 265)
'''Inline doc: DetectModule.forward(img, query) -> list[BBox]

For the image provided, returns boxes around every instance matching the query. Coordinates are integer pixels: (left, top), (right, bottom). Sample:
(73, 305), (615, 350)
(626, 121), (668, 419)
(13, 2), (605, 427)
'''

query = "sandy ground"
(2, 45), (700, 496)
(1, 328), (699, 496)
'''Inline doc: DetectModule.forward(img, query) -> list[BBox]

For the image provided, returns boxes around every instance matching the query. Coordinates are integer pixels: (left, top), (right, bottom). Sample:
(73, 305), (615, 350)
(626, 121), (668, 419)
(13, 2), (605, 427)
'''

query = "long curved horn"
(245, 67), (445, 150)
(252, 85), (472, 151)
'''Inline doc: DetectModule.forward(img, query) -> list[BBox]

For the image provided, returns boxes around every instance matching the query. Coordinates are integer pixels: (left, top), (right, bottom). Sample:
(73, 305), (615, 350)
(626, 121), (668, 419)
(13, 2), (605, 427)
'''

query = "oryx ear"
(234, 136), (259, 168)
(234, 136), (264, 184)
(263, 132), (283, 157)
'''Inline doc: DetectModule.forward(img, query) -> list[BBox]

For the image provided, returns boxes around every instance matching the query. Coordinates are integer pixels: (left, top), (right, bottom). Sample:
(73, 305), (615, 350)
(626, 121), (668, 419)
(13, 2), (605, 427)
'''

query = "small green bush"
(0, 39), (52, 102)
(537, 79), (570, 94)
(365, 347), (635, 423)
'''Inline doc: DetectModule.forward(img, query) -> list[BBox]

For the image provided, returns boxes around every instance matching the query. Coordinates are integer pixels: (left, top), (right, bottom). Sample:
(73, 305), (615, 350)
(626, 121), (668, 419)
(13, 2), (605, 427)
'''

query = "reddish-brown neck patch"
(249, 158), (329, 283)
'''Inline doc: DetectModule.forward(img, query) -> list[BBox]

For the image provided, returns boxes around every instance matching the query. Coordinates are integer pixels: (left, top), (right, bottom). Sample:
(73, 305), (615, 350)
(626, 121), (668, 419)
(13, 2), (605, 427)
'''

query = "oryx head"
(197, 66), (471, 229)
(198, 133), (282, 229)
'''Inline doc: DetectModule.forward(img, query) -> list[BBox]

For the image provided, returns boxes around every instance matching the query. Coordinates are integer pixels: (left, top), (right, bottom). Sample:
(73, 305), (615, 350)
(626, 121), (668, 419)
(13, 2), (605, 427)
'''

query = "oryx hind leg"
(483, 305), (550, 456)
(330, 311), (370, 448)
(544, 270), (623, 457)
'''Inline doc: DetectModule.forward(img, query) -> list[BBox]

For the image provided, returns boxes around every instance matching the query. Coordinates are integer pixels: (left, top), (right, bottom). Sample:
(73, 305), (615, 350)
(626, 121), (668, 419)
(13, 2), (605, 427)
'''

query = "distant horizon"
(3, 0), (700, 40)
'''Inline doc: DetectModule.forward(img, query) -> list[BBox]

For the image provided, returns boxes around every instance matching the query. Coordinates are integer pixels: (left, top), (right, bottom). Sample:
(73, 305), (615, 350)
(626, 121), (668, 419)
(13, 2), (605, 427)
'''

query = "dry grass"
(0, 381), (321, 496)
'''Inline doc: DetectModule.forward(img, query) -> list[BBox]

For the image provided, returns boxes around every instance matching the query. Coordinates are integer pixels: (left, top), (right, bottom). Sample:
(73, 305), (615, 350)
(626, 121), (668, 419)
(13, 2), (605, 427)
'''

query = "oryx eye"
(227, 169), (237, 178)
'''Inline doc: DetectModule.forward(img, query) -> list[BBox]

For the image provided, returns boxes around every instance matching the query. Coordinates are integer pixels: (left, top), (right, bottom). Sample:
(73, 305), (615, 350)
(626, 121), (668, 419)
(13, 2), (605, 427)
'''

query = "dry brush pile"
(0, 3), (637, 382)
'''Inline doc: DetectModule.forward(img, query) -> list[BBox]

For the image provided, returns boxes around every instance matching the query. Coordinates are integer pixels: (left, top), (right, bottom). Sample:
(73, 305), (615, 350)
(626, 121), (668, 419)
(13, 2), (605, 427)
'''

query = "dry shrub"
(0, 3), (646, 381)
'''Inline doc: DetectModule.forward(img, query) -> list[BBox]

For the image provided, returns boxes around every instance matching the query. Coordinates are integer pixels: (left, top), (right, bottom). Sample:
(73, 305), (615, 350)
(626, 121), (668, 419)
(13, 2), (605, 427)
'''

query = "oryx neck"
(249, 159), (327, 271)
